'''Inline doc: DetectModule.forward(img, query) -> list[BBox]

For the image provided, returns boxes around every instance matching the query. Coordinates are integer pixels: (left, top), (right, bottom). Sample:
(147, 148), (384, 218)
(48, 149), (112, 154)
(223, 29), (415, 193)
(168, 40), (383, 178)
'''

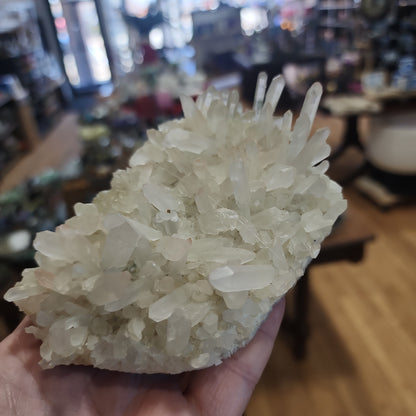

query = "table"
(284, 206), (375, 359)
(322, 95), (381, 160)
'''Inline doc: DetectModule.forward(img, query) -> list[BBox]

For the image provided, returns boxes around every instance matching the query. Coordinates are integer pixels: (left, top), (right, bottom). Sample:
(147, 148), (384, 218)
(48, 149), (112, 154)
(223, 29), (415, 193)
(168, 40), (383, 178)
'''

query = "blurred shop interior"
(1, 1), (416, 415)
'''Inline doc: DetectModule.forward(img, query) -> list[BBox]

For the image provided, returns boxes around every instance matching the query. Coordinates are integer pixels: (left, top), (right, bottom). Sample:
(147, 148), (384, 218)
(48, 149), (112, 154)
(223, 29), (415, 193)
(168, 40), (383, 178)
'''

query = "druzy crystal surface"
(4, 75), (346, 374)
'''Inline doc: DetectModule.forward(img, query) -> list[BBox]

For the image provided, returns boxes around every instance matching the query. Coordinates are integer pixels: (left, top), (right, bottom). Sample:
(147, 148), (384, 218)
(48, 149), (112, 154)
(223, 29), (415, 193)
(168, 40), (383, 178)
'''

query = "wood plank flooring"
(246, 187), (416, 416)
(0, 113), (81, 193)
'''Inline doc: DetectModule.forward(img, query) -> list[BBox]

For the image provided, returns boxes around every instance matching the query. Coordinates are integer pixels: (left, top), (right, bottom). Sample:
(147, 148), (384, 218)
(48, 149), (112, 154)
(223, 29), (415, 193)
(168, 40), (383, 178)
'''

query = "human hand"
(0, 299), (284, 416)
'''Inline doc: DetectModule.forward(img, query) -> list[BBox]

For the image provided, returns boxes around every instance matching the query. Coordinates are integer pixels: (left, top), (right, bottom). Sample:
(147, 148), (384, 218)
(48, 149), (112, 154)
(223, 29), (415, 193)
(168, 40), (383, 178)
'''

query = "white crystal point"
(166, 310), (191, 356)
(222, 291), (248, 309)
(293, 127), (331, 170)
(229, 159), (250, 217)
(87, 271), (132, 306)
(156, 236), (191, 261)
(300, 82), (323, 124)
(188, 244), (255, 265)
(253, 71), (268, 113)
(104, 280), (144, 312)
(148, 286), (189, 322)
(33, 231), (68, 261)
(180, 94), (211, 135)
(101, 220), (139, 269)
(4, 73), (346, 375)
(124, 217), (162, 241)
(209, 265), (274, 292)
(66, 203), (100, 235)
(143, 183), (179, 212)
(263, 75), (285, 113)
(129, 141), (165, 166)
(227, 89), (239, 117)
(4, 283), (44, 302)
(288, 82), (324, 161)
(127, 317), (145, 341)
(262, 164), (296, 191)
(165, 128), (211, 154)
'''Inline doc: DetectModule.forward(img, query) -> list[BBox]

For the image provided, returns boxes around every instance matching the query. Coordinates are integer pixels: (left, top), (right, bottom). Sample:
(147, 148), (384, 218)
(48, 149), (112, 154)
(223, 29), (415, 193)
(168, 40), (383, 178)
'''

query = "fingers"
(185, 299), (285, 416)
(0, 316), (41, 360)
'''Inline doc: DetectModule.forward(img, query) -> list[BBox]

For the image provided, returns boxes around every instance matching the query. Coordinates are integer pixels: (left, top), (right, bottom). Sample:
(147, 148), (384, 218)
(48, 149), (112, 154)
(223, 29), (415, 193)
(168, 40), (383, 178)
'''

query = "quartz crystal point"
(4, 75), (346, 374)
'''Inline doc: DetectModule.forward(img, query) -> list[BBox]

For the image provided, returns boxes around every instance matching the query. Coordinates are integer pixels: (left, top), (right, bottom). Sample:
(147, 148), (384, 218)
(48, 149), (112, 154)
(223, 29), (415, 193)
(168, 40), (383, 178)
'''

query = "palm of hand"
(0, 300), (284, 416)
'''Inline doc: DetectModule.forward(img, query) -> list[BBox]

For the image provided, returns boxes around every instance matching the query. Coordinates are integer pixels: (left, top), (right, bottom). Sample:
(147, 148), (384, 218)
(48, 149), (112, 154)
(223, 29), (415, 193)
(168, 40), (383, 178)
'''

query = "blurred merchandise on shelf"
(0, 169), (66, 237)
(392, 56), (416, 90)
(0, 167), (67, 331)
(0, 0), (65, 130)
(0, 75), (40, 178)
(191, 4), (243, 73)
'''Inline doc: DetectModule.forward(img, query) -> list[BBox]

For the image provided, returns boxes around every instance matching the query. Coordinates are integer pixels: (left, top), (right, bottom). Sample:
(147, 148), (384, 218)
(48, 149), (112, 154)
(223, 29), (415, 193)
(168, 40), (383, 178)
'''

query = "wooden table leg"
(292, 269), (310, 359)
(329, 114), (363, 161)
(283, 207), (374, 359)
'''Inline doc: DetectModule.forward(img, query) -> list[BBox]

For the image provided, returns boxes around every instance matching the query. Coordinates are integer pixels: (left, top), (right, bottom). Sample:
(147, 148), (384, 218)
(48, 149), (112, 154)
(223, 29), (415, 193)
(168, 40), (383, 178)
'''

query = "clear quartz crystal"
(209, 265), (275, 292)
(66, 203), (100, 235)
(263, 75), (285, 112)
(101, 221), (139, 269)
(229, 159), (250, 217)
(87, 271), (132, 306)
(4, 76), (346, 375)
(222, 291), (248, 309)
(33, 231), (69, 262)
(165, 128), (211, 154)
(156, 236), (191, 261)
(127, 317), (145, 341)
(253, 71), (268, 113)
(143, 183), (179, 212)
(166, 310), (191, 356)
(148, 286), (189, 322)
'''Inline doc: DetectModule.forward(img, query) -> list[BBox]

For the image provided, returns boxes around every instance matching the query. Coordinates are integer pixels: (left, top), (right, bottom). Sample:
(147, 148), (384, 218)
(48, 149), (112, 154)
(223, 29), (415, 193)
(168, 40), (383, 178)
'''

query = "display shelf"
(319, 21), (351, 28)
(319, 0), (356, 7)
(399, 0), (416, 5)
(0, 90), (41, 182)
(0, 99), (22, 180)
(319, 5), (358, 11)
(314, 0), (359, 57)
(0, 93), (11, 109)
(0, 1), (65, 134)
(0, 121), (17, 142)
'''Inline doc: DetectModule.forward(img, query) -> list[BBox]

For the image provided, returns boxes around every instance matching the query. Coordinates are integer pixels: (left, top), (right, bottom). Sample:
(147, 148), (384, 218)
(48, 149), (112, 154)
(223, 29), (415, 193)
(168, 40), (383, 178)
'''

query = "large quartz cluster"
(5, 75), (346, 374)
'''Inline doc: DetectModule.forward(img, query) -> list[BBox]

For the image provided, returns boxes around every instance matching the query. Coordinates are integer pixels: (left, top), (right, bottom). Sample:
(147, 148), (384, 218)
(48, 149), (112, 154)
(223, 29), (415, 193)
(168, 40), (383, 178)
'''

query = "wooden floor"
(246, 186), (416, 416)
(1, 111), (416, 415)
(0, 113), (81, 193)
